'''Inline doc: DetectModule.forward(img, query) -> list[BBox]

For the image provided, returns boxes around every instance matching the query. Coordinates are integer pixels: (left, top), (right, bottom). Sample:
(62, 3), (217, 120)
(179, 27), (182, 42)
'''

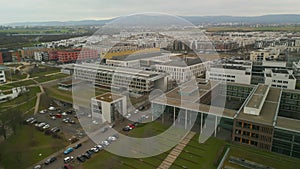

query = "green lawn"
(223, 144), (300, 169)
(0, 86), (40, 114)
(34, 73), (69, 83)
(0, 79), (36, 90)
(0, 125), (66, 169)
(170, 135), (226, 169)
(29, 66), (60, 78)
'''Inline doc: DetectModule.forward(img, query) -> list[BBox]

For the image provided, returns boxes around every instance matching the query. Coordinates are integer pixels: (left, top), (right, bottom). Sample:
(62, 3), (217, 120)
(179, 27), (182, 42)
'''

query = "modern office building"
(72, 63), (168, 94)
(264, 69), (296, 89)
(91, 92), (127, 124)
(106, 52), (207, 83)
(150, 79), (300, 159)
(206, 60), (252, 84)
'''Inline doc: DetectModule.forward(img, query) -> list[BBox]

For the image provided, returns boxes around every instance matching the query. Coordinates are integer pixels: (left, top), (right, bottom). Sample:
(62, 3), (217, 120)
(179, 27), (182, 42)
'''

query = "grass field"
(34, 73), (69, 83)
(223, 144), (300, 169)
(29, 66), (61, 78)
(170, 135), (226, 169)
(0, 125), (66, 169)
(0, 79), (36, 90)
(0, 86), (40, 114)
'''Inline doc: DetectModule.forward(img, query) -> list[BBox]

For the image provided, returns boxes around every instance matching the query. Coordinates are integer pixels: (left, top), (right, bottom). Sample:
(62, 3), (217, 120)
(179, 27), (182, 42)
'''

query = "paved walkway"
(157, 131), (196, 169)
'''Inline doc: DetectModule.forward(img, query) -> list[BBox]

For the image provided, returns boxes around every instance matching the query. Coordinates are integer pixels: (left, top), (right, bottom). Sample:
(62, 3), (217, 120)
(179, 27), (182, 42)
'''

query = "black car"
(74, 143), (82, 149)
(83, 153), (91, 159)
(122, 126), (130, 131)
(45, 157), (57, 165)
(138, 106), (145, 111)
(77, 155), (86, 162)
(86, 149), (94, 155)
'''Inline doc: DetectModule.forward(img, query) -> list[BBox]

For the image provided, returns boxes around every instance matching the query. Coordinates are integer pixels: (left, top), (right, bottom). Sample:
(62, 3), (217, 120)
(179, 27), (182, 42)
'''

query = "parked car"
(42, 124), (50, 130)
(38, 122), (46, 128)
(64, 147), (74, 155)
(77, 155), (86, 162)
(128, 124), (136, 129)
(101, 140), (110, 147)
(108, 136), (117, 141)
(123, 126), (131, 131)
(25, 117), (34, 123)
(33, 164), (42, 169)
(30, 119), (38, 124)
(68, 136), (79, 143)
(55, 114), (62, 118)
(95, 144), (104, 151)
(82, 153), (91, 159)
(90, 147), (99, 153)
(125, 113), (131, 118)
(86, 149), (94, 155)
(73, 143), (82, 149)
(139, 106), (145, 111)
(63, 156), (74, 163)
(100, 127), (108, 133)
(64, 164), (73, 169)
(45, 157), (57, 165)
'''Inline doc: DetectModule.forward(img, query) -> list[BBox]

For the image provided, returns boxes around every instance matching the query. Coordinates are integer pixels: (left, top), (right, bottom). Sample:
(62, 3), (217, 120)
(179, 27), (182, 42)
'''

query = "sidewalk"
(157, 131), (196, 169)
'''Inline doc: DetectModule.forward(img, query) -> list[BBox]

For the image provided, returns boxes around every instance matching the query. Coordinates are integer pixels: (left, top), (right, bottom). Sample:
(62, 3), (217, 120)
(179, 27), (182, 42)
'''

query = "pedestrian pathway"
(157, 131), (196, 169)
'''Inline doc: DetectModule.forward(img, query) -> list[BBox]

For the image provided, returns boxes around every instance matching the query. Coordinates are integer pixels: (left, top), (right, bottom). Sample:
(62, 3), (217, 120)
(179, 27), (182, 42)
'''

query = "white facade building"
(73, 63), (168, 94)
(0, 66), (8, 83)
(206, 60), (252, 84)
(264, 69), (296, 89)
(91, 93), (126, 124)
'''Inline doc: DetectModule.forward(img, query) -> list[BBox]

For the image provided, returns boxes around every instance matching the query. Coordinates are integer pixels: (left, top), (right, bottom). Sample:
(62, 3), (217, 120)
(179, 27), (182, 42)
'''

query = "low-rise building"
(206, 60), (252, 84)
(72, 63), (168, 94)
(91, 92), (126, 124)
(264, 69), (296, 89)
(0, 65), (8, 83)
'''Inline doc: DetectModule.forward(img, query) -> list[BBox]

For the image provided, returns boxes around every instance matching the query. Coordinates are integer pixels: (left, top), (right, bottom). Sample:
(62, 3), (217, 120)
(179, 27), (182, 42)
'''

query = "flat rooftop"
(94, 92), (124, 103)
(276, 116), (300, 132)
(152, 80), (236, 118)
(245, 84), (269, 109)
(237, 87), (281, 125)
(73, 63), (167, 80)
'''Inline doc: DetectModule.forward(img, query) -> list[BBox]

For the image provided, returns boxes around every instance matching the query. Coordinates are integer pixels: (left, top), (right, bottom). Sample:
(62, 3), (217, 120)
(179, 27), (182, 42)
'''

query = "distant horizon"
(2, 0), (300, 25)
(3, 13), (300, 26)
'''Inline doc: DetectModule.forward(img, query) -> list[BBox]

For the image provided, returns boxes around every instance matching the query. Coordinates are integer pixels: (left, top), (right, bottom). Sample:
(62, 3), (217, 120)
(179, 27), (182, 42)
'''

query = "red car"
(128, 124), (135, 129)
(55, 114), (62, 118)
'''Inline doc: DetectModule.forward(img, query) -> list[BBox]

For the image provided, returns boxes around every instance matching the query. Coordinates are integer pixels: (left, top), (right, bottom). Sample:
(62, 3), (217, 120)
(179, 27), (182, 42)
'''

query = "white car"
(101, 140), (110, 146)
(42, 124), (50, 130)
(63, 156), (74, 163)
(108, 136), (117, 141)
(95, 144), (103, 150)
(91, 147), (99, 153)
(38, 122), (46, 128)
(134, 109), (139, 114)
(125, 113), (131, 118)
(39, 110), (46, 114)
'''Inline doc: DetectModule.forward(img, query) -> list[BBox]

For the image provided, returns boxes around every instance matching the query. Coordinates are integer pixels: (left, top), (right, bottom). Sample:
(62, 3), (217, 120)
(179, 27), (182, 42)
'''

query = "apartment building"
(0, 65), (8, 83)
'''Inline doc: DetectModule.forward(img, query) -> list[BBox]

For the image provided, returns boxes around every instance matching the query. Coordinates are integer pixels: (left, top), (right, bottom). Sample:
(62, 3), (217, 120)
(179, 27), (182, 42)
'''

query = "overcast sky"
(1, 0), (300, 24)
